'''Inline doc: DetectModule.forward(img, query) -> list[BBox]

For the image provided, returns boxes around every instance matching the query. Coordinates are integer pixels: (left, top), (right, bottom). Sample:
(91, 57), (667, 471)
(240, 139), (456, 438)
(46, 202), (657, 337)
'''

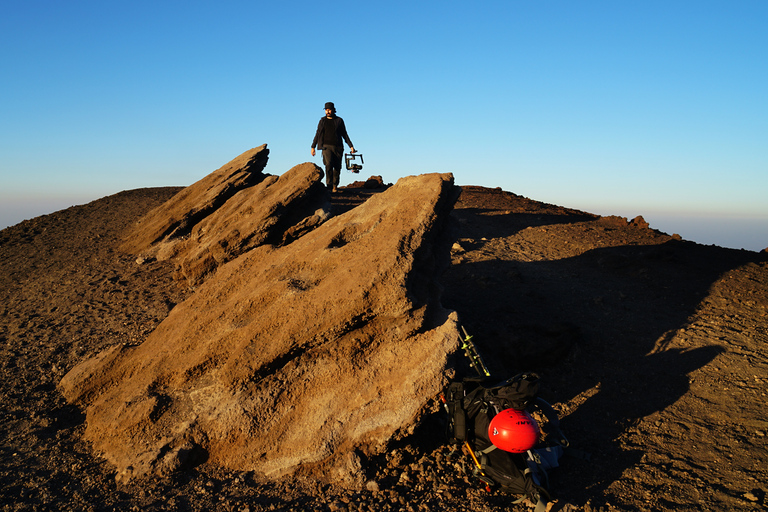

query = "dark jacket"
(312, 115), (353, 149)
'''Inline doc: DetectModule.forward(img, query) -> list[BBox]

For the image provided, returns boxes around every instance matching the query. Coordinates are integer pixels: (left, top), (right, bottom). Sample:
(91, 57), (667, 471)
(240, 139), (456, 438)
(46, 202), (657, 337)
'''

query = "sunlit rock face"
(61, 171), (461, 487)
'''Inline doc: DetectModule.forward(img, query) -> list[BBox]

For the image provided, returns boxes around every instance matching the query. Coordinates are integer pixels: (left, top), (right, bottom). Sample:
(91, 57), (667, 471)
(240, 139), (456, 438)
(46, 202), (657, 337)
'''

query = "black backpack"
(443, 373), (568, 512)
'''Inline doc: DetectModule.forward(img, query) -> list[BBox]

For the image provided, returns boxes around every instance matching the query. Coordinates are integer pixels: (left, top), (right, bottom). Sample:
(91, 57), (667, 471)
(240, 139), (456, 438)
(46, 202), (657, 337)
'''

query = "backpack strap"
(476, 443), (498, 469)
(511, 491), (548, 512)
(478, 445), (497, 455)
(526, 449), (552, 512)
(527, 449), (549, 488)
(532, 494), (549, 512)
(444, 381), (468, 443)
(534, 397), (569, 447)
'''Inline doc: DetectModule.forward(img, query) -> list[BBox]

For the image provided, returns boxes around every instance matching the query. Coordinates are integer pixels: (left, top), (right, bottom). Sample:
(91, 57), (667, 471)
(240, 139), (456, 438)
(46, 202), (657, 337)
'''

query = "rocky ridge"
(59, 168), (462, 488)
(0, 168), (766, 511)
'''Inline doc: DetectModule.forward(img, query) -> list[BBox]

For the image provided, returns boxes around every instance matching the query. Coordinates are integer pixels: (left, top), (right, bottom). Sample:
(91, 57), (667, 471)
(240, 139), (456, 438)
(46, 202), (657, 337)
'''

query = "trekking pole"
(460, 326), (491, 378)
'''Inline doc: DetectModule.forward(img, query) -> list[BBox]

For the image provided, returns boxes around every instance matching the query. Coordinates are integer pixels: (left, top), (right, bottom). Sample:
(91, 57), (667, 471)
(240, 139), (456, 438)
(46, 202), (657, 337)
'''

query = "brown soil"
(1, 184), (767, 511)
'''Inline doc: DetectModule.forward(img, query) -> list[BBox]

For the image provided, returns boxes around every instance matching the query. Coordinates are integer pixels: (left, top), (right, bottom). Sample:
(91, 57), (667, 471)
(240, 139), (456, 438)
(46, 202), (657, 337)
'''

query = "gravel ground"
(1, 184), (766, 511)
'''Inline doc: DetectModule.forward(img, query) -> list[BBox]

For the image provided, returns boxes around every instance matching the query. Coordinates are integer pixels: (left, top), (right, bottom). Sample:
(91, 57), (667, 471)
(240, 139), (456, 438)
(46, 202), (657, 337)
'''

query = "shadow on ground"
(441, 205), (763, 506)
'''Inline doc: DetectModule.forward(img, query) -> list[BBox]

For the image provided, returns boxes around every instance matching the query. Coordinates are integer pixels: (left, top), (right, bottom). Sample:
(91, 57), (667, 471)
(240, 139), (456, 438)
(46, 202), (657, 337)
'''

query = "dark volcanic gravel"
(2, 184), (767, 511)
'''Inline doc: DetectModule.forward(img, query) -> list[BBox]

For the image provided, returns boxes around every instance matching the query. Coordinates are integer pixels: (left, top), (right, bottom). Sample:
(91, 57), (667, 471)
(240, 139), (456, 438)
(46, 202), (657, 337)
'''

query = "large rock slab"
(60, 173), (461, 486)
(158, 162), (329, 286)
(121, 145), (270, 253)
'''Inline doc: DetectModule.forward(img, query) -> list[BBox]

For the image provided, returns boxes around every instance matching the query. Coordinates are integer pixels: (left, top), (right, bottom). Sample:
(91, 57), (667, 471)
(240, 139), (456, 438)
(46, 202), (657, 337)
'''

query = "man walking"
(311, 102), (355, 192)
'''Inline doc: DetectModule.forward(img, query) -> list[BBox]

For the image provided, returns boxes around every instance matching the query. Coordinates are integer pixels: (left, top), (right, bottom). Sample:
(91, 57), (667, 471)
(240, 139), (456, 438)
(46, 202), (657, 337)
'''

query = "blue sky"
(2, 1), (767, 250)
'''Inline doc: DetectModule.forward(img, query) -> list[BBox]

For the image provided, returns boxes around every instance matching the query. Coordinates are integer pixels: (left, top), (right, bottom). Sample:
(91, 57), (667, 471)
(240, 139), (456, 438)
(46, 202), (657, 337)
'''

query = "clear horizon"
(2, 1), (766, 251)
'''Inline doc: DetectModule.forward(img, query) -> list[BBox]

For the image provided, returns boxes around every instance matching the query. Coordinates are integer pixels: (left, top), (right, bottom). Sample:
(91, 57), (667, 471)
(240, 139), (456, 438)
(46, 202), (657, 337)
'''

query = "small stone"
(743, 491), (758, 502)
(365, 480), (379, 492)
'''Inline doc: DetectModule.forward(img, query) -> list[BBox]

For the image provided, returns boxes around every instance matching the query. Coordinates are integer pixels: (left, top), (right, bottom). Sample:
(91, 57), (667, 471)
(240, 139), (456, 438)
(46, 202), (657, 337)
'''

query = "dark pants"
(321, 145), (343, 189)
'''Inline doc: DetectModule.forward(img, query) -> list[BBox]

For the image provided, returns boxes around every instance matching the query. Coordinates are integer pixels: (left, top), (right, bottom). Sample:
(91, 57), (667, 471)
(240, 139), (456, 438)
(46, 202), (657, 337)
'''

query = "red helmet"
(488, 408), (540, 453)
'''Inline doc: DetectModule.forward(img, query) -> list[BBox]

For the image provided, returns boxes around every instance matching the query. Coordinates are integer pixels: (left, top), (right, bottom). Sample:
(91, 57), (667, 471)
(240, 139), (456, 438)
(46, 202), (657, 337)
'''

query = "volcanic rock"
(346, 175), (390, 190)
(630, 215), (650, 229)
(59, 173), (461, 487)
(161, 161), (329, 286)
(120, 144), (270, 254)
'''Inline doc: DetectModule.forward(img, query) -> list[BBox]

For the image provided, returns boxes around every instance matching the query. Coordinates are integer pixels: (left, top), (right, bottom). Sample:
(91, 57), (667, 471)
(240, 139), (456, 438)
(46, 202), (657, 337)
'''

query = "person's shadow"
(442, 206), (764, 506)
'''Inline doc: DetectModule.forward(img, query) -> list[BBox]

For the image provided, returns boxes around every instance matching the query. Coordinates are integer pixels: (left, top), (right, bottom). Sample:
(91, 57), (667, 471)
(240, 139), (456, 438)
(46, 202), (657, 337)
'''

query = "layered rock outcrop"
(161, 161), (328, 286)
(121, 145), (333, 286)
(121, 145), (270, 253)
(60, 169), (461, 487)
